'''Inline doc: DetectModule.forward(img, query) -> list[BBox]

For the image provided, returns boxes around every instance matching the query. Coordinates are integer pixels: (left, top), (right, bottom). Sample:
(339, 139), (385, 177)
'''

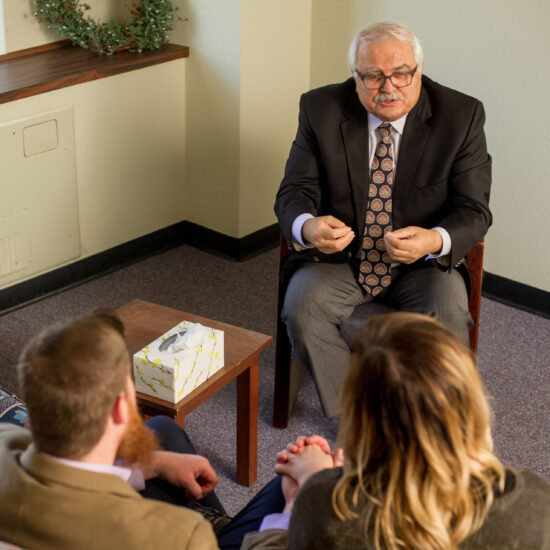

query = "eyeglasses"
(355, 66), (418, 90)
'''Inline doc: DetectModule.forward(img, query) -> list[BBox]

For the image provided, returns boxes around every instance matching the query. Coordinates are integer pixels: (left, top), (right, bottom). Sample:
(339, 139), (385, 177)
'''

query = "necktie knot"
(377, 123), (393, 143)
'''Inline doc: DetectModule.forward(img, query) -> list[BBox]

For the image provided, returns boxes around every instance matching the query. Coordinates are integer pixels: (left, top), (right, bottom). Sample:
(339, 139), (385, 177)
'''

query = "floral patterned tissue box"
(133, 321), (224, 403)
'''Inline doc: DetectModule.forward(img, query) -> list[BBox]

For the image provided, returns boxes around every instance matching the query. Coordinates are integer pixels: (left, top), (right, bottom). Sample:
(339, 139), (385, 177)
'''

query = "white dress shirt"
(48, 454), (146, 491)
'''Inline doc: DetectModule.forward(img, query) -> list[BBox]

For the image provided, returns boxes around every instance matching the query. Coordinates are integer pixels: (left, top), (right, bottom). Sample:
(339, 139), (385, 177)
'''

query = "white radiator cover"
(0, 105), (80, 288)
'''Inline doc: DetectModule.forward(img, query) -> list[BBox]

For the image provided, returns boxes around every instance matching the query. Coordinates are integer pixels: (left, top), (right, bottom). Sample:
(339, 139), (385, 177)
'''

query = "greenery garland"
(33, 0), (182, 56)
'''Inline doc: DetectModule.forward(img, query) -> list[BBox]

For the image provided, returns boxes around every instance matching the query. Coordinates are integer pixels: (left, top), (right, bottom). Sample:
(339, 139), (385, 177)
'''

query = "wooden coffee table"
(117, 299), (272, 486)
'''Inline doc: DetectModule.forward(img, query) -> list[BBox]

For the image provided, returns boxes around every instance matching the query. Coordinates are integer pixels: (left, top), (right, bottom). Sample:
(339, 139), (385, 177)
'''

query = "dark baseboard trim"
(482, 272), (550, 319)
(181, 221), (280, 261)
(0, 222), (187, 314)
(0, 221), (280, 314)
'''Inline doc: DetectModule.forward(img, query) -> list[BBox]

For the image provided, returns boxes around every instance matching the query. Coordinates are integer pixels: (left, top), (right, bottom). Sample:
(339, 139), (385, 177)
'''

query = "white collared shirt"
(47, 454), (146, 491)
(367, 112), (407, 169)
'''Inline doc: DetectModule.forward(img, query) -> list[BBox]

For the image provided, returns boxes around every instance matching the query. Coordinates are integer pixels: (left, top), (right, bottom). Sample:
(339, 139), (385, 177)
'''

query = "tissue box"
(133, 321), (224, 403)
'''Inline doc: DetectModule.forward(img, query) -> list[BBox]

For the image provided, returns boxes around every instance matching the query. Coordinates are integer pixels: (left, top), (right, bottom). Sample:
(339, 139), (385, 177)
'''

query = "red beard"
(116, 400), (159, 468)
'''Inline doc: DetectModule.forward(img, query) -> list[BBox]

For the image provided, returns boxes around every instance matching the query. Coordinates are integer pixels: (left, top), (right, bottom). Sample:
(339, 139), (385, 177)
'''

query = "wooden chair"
(273, 236), (485, 428)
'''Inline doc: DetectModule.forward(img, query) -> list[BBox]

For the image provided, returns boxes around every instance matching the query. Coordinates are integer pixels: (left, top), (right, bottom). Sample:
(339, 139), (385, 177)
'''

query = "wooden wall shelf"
(0, 41), (190, 105)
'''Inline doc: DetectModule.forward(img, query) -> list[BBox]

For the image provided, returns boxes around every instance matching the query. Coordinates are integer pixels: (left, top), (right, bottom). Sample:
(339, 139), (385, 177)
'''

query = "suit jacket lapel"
(341, 87), (370, 237)
(393, 84), (432, 226)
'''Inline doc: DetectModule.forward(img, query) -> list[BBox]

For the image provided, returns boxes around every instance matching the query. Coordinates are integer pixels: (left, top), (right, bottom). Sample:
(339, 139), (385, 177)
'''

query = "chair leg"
(466, 240), (484, 355)
(273, 316), (292, 428)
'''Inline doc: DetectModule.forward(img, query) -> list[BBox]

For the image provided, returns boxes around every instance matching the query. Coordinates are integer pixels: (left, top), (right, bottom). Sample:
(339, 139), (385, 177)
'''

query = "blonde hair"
(333, 312), (504, 550)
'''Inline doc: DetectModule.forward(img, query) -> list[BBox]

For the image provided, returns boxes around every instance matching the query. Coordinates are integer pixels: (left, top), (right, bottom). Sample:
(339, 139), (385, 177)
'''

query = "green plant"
(33, 0), (183, 56)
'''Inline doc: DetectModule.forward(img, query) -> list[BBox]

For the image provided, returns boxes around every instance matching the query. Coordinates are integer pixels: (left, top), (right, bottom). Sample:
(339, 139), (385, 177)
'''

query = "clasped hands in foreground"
(275, 435), (342, 514)
(302, 215), (443, 262)
(143, 435), (338, 513)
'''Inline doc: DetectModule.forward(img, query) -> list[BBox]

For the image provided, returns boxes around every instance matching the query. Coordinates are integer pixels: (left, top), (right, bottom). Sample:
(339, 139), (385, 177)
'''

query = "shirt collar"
(368, 112), (408, 135)
(46, 453), (133, 483)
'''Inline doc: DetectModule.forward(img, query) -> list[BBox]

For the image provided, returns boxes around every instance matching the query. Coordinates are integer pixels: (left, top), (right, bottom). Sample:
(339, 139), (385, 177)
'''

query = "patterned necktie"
(358, 122), (394, 296)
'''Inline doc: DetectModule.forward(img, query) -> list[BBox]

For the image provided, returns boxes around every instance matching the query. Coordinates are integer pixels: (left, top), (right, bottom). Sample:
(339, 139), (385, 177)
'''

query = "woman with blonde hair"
(244, 312), (550, 549)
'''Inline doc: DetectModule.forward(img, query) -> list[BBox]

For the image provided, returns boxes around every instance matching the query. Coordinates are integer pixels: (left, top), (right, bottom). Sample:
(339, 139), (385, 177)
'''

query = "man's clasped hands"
(275, 435), (344, 513)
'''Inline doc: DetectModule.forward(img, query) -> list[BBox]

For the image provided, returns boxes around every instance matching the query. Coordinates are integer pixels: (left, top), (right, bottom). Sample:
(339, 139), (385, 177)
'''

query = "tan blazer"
(0, 425), (218, 549)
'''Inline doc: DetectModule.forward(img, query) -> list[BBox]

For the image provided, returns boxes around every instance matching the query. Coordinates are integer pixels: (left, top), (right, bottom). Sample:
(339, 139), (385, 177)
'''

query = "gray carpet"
(0, 243), (548, 515)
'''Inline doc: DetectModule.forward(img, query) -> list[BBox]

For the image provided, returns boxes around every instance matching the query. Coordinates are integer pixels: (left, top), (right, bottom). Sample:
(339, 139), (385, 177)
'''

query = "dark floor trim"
(482, 272), (550, 319)
(0, 222), (187, 314)
(0, 221), (280, 314)
(8, 225), (547, 319)
(181, 221), (280, 261)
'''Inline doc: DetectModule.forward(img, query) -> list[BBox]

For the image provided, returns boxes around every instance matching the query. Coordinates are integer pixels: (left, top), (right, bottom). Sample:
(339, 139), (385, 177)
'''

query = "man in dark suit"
(276, 22), (492, 417)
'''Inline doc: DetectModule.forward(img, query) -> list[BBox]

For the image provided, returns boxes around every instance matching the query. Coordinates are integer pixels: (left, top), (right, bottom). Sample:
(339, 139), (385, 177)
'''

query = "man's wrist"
(431, 229), (443, 254)
(283, 501), (294, 514)
(427, 227), (451, 258)
(291, 213), (314, 249)
(143, 450), (167, 481)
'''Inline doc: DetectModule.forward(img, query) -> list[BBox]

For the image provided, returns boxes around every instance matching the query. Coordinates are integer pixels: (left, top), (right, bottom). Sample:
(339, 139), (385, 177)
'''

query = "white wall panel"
(0, 105), (80, 288)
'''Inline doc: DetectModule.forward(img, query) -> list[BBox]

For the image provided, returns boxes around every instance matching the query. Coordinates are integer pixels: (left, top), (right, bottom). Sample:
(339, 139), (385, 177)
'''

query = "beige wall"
(0, 63), (187, 286)
(2, 1), (548, 292)
(3, 0), (57, 52)
(310, 0), (352, 87)
(0, 0), (312, 290)
(310, 0), (550, 292)
(174, 0), (241, 236)
(174, 0), (311, 237)
(0, 0), (187, 287)
(238, 0), (312, 236)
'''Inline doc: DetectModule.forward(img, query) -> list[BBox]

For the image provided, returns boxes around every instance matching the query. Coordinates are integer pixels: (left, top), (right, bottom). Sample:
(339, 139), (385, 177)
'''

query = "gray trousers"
(281, 261), (472, 417)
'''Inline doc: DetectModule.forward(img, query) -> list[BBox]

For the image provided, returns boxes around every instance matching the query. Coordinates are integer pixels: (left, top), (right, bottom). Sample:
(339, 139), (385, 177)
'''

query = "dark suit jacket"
(275, 75), (492, 283)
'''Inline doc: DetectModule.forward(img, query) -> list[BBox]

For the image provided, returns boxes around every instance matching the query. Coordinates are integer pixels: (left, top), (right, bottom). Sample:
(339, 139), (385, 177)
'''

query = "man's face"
(354, 38), (422, 121)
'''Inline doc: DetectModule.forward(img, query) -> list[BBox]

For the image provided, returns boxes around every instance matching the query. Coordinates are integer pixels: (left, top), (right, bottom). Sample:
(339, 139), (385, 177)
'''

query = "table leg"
(139, 403), (184, 429)
(174, 410), (186, 430)
(236, 358), (259, 486)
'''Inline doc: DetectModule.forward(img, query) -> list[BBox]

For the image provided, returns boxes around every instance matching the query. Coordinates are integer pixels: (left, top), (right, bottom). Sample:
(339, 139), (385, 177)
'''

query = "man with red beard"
(0, 310), (284, 549)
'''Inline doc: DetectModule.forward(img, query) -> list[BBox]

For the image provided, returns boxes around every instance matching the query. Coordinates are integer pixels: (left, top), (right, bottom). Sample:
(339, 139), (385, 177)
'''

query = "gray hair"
(348, 22), (424, 72)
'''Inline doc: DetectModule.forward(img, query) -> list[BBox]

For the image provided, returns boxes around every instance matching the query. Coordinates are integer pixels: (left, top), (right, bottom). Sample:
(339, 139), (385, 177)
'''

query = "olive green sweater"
(244, 466), (550, 549)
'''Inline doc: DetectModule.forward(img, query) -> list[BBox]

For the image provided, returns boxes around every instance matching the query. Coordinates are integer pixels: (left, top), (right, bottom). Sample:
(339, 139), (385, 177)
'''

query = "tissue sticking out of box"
(133, 321), (224, 403)
(159, 324), (209, 354)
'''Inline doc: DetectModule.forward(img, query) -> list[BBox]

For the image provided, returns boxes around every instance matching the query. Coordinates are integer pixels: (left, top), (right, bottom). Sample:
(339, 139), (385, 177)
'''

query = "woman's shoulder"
(464, 468), (550, 549)
(289, 467), (367, 550)
(305, 466), (343, 488)
(497, 468), (550, 505)
(515, 468), (550, 493)
(294, 466), (343, 510)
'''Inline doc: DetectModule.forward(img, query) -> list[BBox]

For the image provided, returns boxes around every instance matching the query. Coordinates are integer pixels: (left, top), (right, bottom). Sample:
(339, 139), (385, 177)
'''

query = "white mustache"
(374, 92), (402, 103)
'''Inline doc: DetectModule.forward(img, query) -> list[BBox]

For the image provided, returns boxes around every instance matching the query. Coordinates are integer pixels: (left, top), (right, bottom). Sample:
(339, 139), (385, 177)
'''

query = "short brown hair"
(17, 309), (130, 458)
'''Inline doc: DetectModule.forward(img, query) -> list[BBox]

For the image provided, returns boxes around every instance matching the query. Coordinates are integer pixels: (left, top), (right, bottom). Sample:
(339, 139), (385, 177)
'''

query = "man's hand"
(302, 216), (354, 254)
(384, 226), (442, 264)
(147, 451), (218, 499)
